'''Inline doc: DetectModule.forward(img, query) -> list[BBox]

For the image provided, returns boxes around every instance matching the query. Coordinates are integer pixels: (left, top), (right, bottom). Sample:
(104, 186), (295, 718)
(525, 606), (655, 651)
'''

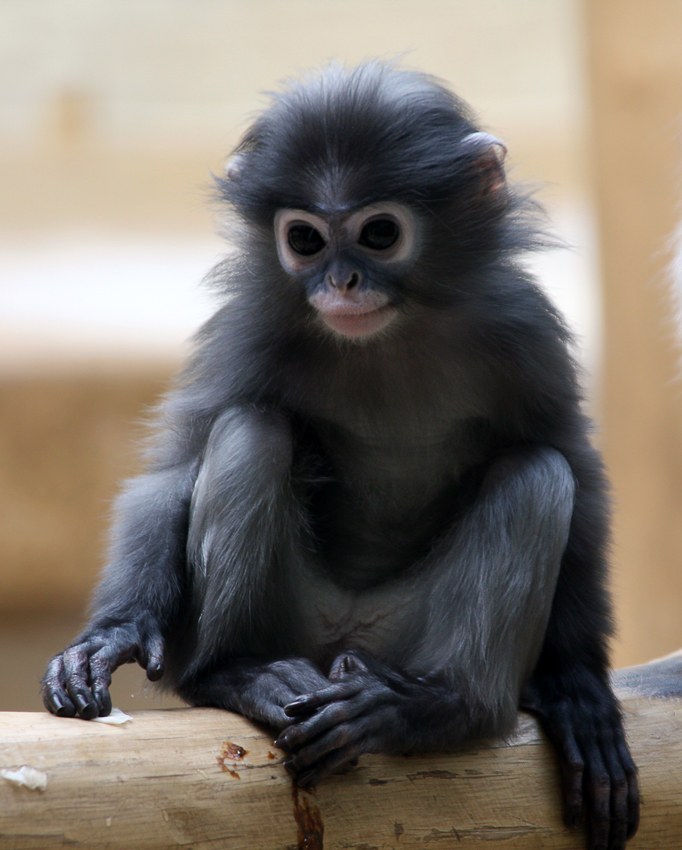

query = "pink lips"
(309, 292), (396, 339)
(320, 304), (396, 338)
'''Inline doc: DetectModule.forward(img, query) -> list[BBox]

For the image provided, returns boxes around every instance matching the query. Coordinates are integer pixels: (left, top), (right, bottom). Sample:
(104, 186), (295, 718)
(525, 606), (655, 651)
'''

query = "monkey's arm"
(41, 462), (197, 719)
(519, 496), (640, 849)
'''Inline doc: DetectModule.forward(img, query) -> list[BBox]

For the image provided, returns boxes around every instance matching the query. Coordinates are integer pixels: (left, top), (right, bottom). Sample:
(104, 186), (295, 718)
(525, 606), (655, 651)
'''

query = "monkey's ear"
(224, 153), (246, 180)
(460, 132), (507, 197)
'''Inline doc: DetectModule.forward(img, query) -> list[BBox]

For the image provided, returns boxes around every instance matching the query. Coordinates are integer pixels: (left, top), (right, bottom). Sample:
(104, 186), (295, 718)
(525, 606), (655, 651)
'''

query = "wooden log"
(1, 654), (682, 849)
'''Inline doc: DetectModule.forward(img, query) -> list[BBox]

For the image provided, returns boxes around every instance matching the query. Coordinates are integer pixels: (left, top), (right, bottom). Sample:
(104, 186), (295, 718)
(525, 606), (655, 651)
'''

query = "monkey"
(42, 62), (638, 849)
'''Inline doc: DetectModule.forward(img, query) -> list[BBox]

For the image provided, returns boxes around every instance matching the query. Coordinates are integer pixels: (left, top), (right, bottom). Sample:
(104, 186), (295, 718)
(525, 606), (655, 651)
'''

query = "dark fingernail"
(94, 692), (110, 714)
(147, 662), (164, 681)
(75, 694), (98, 718)
(284, 700), (310, 717)
(75, 694), (90, 711)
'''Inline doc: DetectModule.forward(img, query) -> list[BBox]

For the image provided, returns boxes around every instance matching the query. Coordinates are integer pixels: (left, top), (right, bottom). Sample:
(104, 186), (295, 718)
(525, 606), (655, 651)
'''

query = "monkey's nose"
(327, 270), (361, 292)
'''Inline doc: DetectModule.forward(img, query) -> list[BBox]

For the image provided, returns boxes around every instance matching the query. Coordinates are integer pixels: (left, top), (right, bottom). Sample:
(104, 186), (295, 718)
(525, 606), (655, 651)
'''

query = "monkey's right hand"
(41, 621), (165, 719)
(210, 658), (332, 731)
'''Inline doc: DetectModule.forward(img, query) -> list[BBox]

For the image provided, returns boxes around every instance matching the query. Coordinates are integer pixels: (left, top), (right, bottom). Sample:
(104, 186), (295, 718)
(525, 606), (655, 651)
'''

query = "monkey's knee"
(526, 449), (575, 559)
(487, 447), (575, 561)
(203, 406), (294, 481)
(188, 406), (295, 536)
(523, 450), (576, 584)
(532, 447), (575, 527)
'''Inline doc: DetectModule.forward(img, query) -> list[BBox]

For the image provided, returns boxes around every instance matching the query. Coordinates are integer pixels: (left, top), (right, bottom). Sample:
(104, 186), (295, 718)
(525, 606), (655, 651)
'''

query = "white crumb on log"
(92, 707), (133, 726)
(1, 765), (48, 791)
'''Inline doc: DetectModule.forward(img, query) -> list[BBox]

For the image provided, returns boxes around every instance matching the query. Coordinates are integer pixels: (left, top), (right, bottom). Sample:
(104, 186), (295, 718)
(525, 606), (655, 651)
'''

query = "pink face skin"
(274, 203), (419, 340)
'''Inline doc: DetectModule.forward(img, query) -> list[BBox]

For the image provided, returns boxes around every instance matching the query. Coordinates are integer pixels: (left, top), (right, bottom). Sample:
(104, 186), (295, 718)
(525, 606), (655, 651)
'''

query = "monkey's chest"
(306, 418), (481, 586)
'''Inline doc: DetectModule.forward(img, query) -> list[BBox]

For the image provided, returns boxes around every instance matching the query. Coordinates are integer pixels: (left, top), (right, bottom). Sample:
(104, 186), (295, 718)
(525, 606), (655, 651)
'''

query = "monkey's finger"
(287, 720), (359, 771)
(279, 690), (376, 751)
(139, 634), (165, 681)
(614, 736), (639, 840)
(292, 711), (398, 786)
(267, 658), (330, 693)
(582, 742), (611, 850)
(88, 647), (117, 717)
(284, 679), (363, 717)
(258, 705), (292, 730)
(42, 686), (76, 717)
(62, 645), (100, 719)
(328, 650), (369, 681)
(281, 699), (316, 719)
(602, 734), (630, 850)
(293, 739), (363, 788)
(41, 655), (77, 717)
(546, 712), (584, 830)
(598, 732), (628, 850)
(250, 699), (294, 730)
(246, 675), (302, 729)
(277, 705), (349, 751)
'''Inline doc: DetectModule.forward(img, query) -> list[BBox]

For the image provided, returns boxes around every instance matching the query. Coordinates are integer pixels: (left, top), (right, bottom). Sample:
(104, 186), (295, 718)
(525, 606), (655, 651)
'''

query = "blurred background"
(1, 0), (681, 712)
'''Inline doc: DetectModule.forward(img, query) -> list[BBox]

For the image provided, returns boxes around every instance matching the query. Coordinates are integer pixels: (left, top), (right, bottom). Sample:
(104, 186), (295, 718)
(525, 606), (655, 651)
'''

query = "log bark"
(1, 653), (682, 849)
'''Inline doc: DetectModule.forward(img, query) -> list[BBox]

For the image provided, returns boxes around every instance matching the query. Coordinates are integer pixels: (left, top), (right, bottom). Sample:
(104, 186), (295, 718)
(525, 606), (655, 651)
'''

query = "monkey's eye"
(358, 218), (400, 251)
(287, 225), (326, 256)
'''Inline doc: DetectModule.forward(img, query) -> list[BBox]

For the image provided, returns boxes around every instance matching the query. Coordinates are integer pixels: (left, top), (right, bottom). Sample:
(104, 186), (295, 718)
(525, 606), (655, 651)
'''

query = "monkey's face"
(274, 202), (420, 340)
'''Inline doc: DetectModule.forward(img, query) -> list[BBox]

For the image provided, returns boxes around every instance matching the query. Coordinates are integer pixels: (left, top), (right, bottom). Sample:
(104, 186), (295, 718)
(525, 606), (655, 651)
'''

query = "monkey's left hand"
(274, 649), (460, 787)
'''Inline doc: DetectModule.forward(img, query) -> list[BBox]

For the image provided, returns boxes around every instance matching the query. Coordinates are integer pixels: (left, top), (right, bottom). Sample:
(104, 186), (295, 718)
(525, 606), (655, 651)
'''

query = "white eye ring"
(274, 202), (420, 273)
(347, 203), (418, 263)
(275, 209), (330, 273)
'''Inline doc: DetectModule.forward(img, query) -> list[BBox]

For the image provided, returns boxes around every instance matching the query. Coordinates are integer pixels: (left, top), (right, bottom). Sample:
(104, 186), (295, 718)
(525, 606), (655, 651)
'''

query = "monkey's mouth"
(310, 291), (397, 339)
(318, 304), (397, 338)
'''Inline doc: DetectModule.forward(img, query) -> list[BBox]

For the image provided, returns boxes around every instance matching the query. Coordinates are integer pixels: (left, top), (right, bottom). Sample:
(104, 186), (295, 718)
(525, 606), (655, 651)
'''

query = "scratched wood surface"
(1, 653), (682, 849)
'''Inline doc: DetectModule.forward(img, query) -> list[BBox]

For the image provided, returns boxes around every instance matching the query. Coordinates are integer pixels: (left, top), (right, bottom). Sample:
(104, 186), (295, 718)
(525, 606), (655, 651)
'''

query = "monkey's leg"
(176, 405), (331, 728)
(276, 446), (575, 781)
(42, 462), (197, 718)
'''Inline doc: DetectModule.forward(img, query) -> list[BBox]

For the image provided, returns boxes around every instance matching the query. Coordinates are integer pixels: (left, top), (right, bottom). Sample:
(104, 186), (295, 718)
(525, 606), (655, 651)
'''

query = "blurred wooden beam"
(0, 372), (174, 615)
(2, 654), (682, 849)
(584, 0), (682, 667)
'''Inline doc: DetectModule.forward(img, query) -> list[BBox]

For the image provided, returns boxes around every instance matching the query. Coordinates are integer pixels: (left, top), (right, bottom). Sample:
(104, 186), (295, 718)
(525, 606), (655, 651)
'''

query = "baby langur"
(43, 62), (638, 850)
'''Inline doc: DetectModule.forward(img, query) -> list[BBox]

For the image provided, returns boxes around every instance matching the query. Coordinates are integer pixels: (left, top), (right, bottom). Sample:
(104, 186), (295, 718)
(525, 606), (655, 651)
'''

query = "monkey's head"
(218, 62), (515, 341)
